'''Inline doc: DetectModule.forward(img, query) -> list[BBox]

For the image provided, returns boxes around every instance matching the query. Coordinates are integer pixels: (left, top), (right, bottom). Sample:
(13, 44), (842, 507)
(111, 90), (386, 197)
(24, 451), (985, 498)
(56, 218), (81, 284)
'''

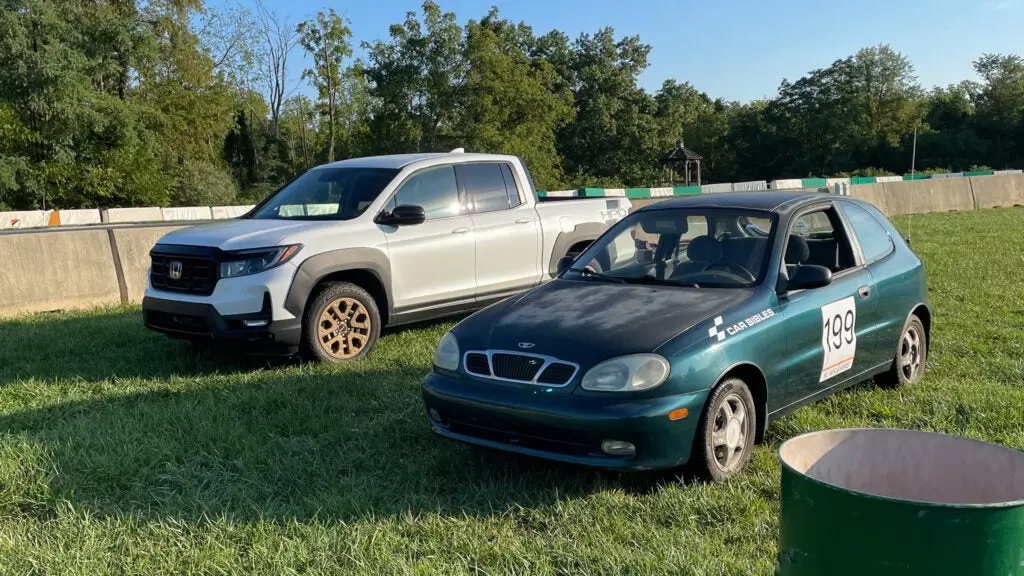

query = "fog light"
(429, 408), (442, 422)
(243, 319), (269, 327)
(601, 440), (636, 456)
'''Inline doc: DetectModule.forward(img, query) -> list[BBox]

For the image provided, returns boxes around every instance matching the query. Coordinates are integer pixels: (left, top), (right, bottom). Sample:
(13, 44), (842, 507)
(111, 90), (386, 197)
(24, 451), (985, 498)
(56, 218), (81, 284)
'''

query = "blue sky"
(255, 0), (1024, 102)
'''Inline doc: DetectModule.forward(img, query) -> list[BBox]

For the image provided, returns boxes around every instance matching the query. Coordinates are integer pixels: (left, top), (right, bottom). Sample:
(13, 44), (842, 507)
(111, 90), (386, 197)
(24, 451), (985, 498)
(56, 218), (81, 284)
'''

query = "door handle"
(515, 217), (532, 224)
(451, 227), (470, 234)
(858, 285), (871, 298)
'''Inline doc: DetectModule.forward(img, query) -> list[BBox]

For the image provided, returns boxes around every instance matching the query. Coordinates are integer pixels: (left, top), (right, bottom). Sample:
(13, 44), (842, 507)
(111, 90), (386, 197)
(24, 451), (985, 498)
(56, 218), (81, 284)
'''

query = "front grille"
(465, 353), (491, 376)
(150, 253), (218, 296)
(492, 353), (544, 382)
(145, 310), (209, 335)
(538, 362), (576, 384)
(462, 351), (578, 386)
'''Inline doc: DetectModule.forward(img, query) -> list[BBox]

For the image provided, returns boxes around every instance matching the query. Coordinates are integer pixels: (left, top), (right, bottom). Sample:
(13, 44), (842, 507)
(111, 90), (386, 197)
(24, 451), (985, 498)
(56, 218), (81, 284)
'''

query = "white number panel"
(820, 296), (857, 382)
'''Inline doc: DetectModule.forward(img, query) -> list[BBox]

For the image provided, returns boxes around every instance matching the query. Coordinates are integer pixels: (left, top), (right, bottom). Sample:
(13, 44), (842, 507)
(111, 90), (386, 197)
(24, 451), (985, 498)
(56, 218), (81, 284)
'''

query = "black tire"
(687, 377), (757, 482)
(302, 282), (381, 363)
(875, 315), (927, 388)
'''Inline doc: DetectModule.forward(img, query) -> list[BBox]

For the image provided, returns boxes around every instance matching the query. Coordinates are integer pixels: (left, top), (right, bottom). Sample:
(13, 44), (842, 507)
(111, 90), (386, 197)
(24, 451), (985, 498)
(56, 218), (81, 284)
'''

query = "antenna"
(906, 124), (917, 245)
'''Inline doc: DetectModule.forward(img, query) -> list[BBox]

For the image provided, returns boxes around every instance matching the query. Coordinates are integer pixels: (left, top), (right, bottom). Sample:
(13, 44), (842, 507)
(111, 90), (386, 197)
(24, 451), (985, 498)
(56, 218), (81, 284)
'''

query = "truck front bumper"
(142, 295), (302, 354)
(421, 371), (710, 471)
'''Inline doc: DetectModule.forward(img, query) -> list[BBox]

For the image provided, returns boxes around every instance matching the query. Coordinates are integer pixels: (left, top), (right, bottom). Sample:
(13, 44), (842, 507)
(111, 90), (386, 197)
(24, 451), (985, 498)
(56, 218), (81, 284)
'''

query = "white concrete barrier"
(212, 205), (255, 219)
(59, 209), (102, 226)
(160, 206), (213, 221)
(0, 211), (50, 229)
(105, 207), (164, 224)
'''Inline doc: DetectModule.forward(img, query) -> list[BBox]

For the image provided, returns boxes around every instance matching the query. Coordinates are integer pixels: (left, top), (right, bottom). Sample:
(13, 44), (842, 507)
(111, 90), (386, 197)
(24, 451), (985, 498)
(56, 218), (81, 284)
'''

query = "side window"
(786, 208), (856, 273)
(392, 166), (460, 220)
(457, 163), (510, 213)
(500, 163), (523, 208)
(841, 202), (894, 265)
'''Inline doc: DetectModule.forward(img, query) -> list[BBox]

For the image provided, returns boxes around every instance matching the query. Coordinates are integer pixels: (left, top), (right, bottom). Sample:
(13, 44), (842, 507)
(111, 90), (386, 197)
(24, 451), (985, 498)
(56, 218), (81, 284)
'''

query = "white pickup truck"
(142, 151), (632, 362)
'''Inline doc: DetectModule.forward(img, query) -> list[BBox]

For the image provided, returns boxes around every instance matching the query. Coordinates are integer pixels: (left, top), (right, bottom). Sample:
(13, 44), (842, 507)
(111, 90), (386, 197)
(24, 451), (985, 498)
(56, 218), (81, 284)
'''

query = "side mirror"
(785, 264), (832, 292)
(556, 255), (575, 276)
(376, 204), (425, 226)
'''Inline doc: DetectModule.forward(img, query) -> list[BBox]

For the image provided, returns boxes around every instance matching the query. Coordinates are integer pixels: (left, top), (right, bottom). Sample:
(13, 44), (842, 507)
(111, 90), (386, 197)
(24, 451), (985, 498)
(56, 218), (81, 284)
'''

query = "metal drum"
(777, 428), (1024, 575)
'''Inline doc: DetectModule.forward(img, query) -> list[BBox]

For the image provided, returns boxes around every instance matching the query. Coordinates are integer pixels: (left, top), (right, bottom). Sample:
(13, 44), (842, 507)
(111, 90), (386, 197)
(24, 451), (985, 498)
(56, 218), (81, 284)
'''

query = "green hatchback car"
(421, 192), (930, 480)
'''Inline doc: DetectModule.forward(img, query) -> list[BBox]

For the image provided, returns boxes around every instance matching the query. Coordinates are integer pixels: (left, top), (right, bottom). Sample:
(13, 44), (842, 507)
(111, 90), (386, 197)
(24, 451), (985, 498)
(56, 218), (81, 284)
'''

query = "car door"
(381, 165), (477, 313)
(456, 162), (542, 299)
(837, 200), (901, 368)
(778, 204), (882, 406)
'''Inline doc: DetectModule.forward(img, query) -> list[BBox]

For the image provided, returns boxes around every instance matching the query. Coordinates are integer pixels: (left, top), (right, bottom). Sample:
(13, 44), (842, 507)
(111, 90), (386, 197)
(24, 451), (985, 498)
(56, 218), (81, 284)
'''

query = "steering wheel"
(702, 261), (756, 282)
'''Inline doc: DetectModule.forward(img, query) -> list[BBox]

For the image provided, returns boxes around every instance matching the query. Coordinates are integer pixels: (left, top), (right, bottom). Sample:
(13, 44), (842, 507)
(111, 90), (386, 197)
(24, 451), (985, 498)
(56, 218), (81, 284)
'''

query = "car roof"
(315, 152), (516, 170)
(637, 191), (832, 217)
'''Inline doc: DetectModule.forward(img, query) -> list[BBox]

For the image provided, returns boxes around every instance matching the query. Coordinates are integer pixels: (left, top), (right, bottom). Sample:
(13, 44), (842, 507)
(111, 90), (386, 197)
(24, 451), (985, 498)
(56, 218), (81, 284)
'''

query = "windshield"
(249, 167), (400, 221)
(568, 208), (776, 288)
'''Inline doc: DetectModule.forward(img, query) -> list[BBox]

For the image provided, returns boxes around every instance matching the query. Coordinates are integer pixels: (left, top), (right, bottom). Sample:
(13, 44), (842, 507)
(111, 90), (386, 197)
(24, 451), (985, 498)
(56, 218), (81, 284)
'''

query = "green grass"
(1, 208), (1023, 575)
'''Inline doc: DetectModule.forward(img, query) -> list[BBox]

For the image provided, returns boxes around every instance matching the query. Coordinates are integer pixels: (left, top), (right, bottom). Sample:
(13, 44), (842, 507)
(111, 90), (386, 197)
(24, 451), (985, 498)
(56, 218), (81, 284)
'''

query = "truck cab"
(142, 152), (631, 362)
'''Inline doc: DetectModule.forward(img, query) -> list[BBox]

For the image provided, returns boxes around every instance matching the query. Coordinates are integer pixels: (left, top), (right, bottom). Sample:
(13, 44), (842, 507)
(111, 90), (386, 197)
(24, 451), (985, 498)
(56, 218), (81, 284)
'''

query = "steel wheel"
(898, 323), (924, 381)
(711, 393), (750, 472)
(317, 297), (372, 359)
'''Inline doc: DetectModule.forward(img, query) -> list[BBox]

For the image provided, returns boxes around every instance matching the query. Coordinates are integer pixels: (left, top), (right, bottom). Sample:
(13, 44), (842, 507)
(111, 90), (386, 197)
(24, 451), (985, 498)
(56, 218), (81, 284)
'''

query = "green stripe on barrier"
(801, 178), (828, 188)
(673, 186), (701, 195)
(537, 191), (548, 198)
(579, 188), (605, 197)
(903, 174), (931, 181)
(625, 188), (651, 198)
(850, 177), (877, 185)
(965, 170), (995, 177)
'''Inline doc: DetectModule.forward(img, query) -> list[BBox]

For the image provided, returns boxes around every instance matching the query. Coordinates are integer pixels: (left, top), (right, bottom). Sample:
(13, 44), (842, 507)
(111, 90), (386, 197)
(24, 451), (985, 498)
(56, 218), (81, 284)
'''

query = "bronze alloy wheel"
(317, 297), (372, 359)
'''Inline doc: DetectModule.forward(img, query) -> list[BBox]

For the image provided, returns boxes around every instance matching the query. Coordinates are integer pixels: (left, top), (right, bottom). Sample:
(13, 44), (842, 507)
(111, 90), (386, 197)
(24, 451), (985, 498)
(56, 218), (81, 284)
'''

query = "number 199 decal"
(820, 296), (857, 382)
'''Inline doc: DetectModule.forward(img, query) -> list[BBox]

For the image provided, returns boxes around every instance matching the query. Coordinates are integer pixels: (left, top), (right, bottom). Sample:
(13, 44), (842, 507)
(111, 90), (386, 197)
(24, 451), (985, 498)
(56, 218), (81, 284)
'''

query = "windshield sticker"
(820, 296), (857, 382)
(708, 308), (776, 342)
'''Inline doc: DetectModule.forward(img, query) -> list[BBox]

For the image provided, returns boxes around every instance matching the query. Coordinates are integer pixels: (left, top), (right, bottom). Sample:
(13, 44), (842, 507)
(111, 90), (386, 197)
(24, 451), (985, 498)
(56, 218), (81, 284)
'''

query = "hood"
(455, 278), (753, 368)
(156, 218), (346, 251)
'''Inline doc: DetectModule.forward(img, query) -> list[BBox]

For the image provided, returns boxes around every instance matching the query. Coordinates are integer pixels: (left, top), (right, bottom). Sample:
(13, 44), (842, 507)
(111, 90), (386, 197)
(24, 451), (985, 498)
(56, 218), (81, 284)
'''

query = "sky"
(254, 0), (1024, 102)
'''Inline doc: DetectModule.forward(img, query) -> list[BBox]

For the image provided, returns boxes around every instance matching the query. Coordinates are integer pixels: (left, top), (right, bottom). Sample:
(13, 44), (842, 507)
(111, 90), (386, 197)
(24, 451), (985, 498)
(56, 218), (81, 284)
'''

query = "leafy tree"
(297, 8), (353, 162)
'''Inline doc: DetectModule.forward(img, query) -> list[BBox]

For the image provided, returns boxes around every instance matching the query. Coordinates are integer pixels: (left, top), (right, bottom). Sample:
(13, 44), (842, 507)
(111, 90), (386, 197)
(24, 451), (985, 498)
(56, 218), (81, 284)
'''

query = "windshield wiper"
(569, 267), (627, 284)
(621, 274), (701, 288)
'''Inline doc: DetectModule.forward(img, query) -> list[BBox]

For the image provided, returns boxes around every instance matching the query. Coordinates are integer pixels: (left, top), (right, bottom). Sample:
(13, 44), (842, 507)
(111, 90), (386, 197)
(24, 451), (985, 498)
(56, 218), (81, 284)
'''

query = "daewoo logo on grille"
(517, 342), (535, 349)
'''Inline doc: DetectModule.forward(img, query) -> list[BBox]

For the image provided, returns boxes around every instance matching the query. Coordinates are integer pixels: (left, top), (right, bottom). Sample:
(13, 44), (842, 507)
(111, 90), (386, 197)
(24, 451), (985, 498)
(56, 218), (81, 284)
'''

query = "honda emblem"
(168, 261), (183, 280)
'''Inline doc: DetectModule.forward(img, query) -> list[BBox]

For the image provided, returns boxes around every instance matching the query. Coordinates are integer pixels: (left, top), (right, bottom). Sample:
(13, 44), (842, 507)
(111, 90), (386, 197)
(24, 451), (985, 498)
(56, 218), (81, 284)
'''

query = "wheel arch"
(546, 223), (608, 277)
(910, 302), (931, 350)
(285, 248), (393, 324)
(713, 361), (769, 445)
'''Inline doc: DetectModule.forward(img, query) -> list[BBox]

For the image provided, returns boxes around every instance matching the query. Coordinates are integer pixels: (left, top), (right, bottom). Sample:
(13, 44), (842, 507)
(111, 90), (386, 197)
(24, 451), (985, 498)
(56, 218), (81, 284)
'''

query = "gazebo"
(659, 139), (704, 187)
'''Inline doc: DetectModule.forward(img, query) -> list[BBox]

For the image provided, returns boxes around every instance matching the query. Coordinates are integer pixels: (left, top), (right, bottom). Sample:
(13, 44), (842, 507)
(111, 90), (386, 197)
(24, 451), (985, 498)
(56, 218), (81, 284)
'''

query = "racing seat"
(671, 235), (722, 277)
(785, 234), (810, 278)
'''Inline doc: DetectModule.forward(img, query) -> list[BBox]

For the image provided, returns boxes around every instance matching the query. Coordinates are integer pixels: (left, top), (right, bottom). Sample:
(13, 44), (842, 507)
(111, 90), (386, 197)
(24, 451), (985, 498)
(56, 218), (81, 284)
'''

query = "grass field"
(1, 208), (1023, 575)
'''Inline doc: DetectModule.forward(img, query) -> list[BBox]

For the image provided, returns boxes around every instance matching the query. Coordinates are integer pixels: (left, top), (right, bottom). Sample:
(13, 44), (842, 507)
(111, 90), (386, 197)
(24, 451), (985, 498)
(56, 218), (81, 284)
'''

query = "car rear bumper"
(142, 295), (301, 354)
(421, 371), (710, 471)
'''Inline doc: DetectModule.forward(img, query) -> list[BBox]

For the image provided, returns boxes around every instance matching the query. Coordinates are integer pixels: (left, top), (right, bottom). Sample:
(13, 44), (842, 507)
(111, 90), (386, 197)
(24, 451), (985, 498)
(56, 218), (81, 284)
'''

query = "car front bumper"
(421, 371), (710, 471)
(142, 295), (301, 354)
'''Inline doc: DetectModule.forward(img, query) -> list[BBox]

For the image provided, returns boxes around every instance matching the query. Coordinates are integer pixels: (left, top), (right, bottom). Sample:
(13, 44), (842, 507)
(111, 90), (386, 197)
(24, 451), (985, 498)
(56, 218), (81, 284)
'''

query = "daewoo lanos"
(421, 192), (930, 480)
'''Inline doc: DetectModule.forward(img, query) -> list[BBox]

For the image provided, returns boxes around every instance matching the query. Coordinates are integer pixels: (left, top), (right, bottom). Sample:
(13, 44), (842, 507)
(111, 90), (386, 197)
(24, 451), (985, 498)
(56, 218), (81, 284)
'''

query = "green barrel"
(776, 428), (1024, 575)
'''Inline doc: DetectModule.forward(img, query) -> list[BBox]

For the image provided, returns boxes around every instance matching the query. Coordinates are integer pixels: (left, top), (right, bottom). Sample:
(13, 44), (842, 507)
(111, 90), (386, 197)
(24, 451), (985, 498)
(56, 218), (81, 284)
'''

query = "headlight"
(219, 245), (302, 278)
(581, 354), (670, 392)
(433, 332), (460, 371)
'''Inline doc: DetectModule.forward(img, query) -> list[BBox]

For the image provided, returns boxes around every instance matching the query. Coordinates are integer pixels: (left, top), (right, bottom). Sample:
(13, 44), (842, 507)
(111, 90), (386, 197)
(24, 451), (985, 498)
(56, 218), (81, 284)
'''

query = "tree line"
(2, 0), (1024, 210)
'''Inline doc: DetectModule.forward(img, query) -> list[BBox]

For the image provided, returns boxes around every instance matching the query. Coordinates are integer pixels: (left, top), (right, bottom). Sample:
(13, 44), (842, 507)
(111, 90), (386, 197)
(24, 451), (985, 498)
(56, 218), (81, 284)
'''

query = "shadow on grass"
(0, 365), (671, 523)
(0, 308), (294, 384)
(0, 307), (469, 385)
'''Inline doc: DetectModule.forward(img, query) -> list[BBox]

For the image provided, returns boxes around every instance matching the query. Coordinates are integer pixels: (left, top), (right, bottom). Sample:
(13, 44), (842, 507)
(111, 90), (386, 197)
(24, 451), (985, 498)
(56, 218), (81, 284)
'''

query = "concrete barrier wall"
(850, 183), (891, 216)
(882, 178), (975, 214)
(161, 206), (213, 221)
(0, 229), (122, 317)
(3, 174), (1024, 316)
(969, 175), (1024, 209)
(112, 226), (188, 303)
(105, 207), (164, 224)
